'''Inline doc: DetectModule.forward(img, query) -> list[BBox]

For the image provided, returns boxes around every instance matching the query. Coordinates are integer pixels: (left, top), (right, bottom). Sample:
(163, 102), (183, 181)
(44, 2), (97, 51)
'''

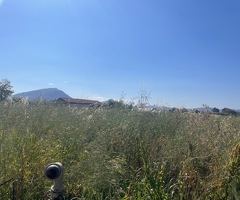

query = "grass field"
(1, 100), (240, 199)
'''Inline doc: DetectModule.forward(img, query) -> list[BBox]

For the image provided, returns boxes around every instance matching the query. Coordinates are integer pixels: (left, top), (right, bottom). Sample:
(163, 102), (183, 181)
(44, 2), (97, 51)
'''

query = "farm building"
(57, 98), (101, 107)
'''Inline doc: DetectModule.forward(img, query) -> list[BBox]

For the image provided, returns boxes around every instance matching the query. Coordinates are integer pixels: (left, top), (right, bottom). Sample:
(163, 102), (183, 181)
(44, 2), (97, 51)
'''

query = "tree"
(181, 107), (189, 113)
(222, 108), (237, 116)
(103, 99), (133, 109)
(202, 104), (211, 112)
(212, 107), (220, 113)
(0, 79), (14, 101)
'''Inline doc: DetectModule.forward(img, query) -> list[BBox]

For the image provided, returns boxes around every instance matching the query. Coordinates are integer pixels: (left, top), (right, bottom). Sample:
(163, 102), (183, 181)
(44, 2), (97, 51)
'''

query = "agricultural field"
(1, 100), (240, 199)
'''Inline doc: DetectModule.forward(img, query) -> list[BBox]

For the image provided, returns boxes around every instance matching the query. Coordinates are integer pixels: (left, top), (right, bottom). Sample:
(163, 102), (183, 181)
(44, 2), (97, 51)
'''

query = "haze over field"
(0, 0), (240, 108)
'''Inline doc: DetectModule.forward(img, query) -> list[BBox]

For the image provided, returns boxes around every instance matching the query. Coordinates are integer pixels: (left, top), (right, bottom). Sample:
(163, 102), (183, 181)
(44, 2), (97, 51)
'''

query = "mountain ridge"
(13, 88), (71, 101)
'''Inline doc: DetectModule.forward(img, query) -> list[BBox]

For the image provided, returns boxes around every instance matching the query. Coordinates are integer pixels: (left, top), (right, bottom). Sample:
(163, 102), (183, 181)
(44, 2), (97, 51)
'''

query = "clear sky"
(0, 0), (240, 109)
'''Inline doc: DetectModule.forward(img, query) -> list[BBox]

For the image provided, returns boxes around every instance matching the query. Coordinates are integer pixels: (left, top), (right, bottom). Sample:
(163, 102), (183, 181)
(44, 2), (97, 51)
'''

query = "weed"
(0, 101), (240, 199)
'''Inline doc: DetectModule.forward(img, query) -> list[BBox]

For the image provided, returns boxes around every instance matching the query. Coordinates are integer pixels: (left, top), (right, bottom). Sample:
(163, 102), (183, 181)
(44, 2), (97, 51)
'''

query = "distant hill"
(13, 88), (71, 101)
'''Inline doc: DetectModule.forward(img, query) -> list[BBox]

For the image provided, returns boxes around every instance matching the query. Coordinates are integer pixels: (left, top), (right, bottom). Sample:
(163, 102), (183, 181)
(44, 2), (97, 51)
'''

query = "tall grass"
(0, 100), (240, 199)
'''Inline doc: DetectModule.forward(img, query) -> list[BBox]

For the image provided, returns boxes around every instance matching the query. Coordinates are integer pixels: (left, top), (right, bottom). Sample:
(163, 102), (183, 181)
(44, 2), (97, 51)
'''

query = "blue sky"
(0, 0), (240, 108)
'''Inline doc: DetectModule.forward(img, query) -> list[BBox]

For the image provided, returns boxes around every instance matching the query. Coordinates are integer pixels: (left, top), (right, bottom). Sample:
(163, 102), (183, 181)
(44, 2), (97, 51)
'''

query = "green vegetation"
(211, 107), (220, 113)
(222, 108), (237, 116)
(1, 100), (240, 199)
(0, 79), (14, 101)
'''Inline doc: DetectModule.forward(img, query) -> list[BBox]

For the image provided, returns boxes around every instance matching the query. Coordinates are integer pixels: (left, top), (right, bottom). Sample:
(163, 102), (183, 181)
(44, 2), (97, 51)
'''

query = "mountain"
(13, 88), (71, 101)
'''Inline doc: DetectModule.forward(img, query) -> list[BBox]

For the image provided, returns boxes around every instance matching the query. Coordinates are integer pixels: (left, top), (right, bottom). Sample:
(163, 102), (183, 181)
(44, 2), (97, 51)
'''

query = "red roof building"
(57, 98), (101, 107)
